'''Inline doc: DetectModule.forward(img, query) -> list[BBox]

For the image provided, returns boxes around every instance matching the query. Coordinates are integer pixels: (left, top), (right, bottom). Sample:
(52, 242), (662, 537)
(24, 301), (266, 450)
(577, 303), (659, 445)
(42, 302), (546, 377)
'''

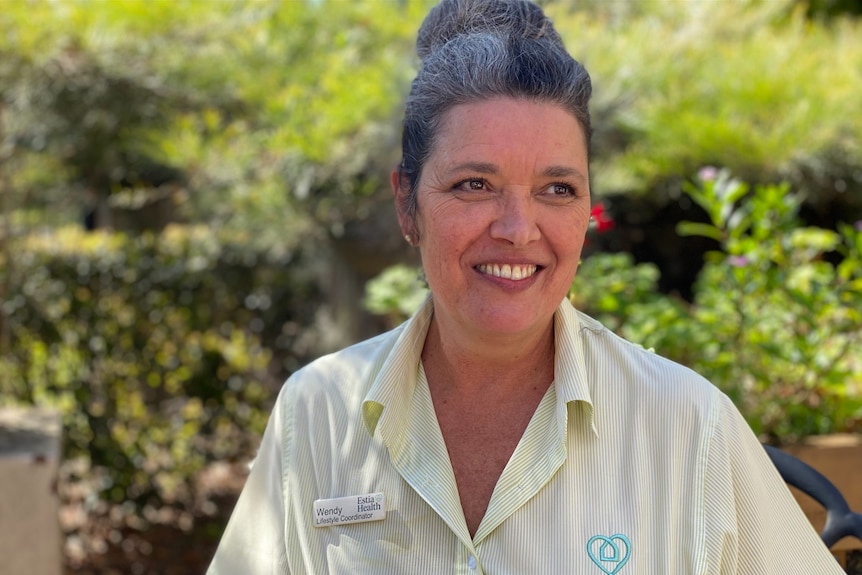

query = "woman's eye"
(454, 179), (488, 192)
(549, 183), (575, 196)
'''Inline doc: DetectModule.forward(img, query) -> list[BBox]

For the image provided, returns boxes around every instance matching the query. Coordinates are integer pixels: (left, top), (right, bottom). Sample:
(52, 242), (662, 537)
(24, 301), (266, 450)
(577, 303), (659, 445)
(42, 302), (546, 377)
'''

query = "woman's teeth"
(476, 264), (538, 280)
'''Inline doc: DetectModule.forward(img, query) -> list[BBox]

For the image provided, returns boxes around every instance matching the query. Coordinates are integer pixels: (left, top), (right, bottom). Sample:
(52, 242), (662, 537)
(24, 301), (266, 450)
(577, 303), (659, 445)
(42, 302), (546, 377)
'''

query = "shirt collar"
(553, 299), (598, 437)
(361, 296), (597, 447)
(361, 295), (434, 448)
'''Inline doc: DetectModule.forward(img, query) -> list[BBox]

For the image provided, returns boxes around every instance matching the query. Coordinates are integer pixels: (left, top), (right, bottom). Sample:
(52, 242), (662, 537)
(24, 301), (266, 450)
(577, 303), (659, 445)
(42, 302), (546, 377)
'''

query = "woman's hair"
(397, 0), (592, 220)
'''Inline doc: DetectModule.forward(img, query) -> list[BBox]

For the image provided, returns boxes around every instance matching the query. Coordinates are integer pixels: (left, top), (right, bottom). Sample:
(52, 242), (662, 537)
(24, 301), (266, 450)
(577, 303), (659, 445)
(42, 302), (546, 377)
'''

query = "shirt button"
(467, 555), (477, 570)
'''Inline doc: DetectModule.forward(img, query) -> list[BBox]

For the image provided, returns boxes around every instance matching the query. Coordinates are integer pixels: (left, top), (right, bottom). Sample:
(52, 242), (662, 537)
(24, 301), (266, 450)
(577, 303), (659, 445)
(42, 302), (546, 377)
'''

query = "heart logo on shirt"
(587, 534), (631, 575)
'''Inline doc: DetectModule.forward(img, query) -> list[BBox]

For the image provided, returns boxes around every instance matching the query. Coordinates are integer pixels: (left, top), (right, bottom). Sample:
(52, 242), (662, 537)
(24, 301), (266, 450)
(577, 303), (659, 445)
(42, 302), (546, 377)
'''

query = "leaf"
(676, 221), (724, 241)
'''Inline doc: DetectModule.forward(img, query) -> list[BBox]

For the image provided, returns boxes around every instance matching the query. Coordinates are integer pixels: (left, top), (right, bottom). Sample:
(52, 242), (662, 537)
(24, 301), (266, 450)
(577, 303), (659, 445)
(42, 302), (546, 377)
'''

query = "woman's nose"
(489, 193), (541, 246)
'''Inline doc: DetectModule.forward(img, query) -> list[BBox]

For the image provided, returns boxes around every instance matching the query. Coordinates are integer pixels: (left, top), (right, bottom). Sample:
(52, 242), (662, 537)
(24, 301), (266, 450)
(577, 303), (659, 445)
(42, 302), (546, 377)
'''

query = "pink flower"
(698, 166), (719, 182)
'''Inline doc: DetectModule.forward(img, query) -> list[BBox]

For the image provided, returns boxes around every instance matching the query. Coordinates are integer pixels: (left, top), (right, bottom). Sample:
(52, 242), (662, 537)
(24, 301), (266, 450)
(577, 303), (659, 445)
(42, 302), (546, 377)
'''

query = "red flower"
(590, 203), (615, 233)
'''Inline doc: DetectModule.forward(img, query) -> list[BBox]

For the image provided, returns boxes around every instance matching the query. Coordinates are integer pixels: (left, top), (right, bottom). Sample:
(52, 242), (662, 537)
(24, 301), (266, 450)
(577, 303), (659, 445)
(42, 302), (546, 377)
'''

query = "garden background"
(0, 0), (861, 573)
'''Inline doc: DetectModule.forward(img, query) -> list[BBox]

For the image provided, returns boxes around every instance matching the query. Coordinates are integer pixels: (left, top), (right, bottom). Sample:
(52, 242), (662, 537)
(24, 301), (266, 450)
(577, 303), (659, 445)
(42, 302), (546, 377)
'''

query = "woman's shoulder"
(277, 322), (408, 406)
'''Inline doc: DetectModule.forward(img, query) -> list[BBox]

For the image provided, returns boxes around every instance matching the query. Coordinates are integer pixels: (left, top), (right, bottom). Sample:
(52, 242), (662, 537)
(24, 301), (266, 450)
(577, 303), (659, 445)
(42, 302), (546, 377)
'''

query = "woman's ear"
(391, 169), (417, 242)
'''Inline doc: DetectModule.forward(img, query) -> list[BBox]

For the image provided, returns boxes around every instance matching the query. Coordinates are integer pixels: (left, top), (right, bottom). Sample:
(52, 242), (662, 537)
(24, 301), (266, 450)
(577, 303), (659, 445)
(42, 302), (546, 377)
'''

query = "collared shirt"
(207, 297), (843, 574)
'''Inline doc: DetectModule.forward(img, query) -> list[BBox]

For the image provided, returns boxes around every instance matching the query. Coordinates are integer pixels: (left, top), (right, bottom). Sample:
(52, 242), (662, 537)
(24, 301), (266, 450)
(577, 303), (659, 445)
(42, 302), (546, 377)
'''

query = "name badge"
(313, 492), (386, 527)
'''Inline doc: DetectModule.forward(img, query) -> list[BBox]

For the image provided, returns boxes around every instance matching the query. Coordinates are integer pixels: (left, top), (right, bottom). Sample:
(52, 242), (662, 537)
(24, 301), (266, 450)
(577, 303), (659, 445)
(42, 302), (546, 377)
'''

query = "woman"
(208, 1), (844, 573)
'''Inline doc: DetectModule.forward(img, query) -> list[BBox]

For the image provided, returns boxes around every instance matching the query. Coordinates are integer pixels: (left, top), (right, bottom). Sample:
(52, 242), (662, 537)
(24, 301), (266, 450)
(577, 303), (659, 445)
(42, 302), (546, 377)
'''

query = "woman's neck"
(420, 314), (556, 396)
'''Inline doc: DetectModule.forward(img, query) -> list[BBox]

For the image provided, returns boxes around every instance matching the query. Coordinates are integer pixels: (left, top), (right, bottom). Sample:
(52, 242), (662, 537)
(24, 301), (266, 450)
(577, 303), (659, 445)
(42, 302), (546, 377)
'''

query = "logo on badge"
(587, 534), (631, 575)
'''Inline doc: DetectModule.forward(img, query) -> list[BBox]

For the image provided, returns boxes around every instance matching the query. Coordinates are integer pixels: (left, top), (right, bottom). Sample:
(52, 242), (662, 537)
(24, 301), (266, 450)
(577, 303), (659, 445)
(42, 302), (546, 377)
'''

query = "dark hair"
(397, 0), (592, 222)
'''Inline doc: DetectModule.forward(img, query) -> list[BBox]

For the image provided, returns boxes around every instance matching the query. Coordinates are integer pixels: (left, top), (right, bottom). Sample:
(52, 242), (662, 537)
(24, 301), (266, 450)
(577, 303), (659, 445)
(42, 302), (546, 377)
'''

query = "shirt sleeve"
(703, 392), (845, 574)
(207, 389), (290, 575)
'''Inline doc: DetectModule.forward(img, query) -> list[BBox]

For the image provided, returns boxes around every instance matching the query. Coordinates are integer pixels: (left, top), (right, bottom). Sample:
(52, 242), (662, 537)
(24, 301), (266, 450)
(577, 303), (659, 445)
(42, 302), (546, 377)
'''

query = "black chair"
(764, 444), (862, 548)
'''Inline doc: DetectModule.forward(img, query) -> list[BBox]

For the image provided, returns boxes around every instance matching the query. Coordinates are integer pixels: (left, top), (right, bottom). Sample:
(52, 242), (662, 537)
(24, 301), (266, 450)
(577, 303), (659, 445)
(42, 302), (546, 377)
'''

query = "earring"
(404, 234), (415, 245)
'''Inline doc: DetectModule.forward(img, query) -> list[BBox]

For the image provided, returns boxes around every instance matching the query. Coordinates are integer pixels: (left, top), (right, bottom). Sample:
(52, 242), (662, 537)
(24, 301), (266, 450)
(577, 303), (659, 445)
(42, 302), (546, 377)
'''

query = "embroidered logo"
(587, 534), (631, 575)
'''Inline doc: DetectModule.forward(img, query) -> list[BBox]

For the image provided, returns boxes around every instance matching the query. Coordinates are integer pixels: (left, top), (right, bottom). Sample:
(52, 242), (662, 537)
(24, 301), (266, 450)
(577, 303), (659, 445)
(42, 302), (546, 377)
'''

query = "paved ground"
(61, 461), (247, 575)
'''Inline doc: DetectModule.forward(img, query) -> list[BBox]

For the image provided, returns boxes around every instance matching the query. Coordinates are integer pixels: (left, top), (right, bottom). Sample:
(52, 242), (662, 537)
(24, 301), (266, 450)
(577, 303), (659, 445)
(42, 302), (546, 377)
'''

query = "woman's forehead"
(428, 98), (589, 174)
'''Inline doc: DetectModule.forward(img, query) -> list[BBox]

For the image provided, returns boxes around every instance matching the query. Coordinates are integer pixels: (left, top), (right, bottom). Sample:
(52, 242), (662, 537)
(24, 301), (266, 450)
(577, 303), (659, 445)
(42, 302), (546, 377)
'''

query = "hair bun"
(416, 0), (563, 60)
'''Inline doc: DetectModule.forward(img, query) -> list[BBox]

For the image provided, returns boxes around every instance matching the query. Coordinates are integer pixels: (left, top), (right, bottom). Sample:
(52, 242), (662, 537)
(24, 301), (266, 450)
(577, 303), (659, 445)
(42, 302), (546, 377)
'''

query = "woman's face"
(395, 98), (591, 342)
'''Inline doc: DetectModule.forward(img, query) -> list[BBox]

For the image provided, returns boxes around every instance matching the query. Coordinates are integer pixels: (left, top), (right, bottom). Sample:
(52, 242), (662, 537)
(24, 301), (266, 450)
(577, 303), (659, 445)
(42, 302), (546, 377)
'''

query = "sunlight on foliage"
(547, 0), (862, 197)
(364, 264), (429, 327)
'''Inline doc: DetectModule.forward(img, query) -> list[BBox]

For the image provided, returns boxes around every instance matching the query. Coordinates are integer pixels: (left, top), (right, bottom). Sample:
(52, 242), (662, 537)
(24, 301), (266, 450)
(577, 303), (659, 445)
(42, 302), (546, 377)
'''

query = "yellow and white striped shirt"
(208, 297), (843, 574)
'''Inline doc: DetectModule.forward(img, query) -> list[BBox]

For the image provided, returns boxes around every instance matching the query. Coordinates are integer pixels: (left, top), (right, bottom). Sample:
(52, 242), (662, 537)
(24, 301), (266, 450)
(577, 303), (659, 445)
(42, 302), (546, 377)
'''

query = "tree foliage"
(546, 0), (862, 203)
(3, 0), (861, 231)
(0, 0), (429, 242)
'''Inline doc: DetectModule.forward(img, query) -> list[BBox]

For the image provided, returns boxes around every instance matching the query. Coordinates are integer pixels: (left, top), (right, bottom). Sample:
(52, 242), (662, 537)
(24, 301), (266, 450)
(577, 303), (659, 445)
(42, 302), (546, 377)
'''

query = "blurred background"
(0, 0), (860, 573)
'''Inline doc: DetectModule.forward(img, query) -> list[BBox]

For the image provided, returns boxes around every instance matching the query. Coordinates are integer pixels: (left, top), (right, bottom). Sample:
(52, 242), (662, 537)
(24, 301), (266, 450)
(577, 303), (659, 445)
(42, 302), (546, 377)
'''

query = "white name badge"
(313, 492), (386, 527)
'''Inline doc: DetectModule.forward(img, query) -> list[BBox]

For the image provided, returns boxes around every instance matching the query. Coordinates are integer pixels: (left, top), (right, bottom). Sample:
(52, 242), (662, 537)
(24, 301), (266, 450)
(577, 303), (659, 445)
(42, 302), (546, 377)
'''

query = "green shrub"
(569, 253), (707, 369)
(363, 264), (428, 328)
(677, 170), (862, 441)
(0, 225), (320, 507)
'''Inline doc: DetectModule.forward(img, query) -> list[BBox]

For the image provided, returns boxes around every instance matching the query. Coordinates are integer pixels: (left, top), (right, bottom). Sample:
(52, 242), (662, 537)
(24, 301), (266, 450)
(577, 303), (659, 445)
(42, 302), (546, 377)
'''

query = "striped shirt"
(207, 297), (843, 574)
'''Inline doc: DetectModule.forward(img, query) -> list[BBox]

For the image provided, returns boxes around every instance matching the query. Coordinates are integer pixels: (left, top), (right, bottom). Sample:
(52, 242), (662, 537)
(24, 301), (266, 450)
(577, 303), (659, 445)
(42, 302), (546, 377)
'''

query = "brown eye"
(552, 183), (574, 196)
(453, 178), (489, 194)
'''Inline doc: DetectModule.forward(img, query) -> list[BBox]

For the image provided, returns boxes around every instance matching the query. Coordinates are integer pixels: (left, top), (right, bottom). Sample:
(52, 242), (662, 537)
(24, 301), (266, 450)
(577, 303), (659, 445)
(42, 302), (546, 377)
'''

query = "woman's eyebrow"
(445, 161), (499, 176)
(542, 165), (588, 185)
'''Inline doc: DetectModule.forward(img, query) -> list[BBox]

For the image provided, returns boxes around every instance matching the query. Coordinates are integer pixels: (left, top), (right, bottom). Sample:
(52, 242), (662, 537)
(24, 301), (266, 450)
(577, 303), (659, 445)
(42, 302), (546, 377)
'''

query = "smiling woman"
(398, 98), (590, 346)
(207, 1), (846, 574)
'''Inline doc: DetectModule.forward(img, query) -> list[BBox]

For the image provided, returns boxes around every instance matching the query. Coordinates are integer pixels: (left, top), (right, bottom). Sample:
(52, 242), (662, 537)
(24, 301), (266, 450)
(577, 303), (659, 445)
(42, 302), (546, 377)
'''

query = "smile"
(475, 264), (539, 280)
